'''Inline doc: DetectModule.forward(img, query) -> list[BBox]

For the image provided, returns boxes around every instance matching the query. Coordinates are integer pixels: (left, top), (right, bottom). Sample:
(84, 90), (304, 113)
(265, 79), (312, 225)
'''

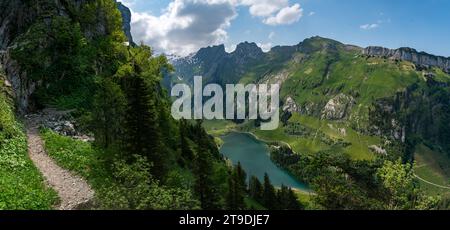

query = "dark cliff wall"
(115, 0), (134, 45)
(0, 0), (133, 113)
(363, 46), (450, 73)
(370, 82), (450, 159)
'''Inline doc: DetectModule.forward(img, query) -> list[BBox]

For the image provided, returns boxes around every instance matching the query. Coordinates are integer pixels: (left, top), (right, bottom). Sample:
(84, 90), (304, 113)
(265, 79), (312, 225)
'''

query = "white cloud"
(263, 4), (303, 26)
(268, 31), (275, 40)
(360, 23), (379, 30)
(240, 0), (289, 17)
(257, 42), (273, 52)
(360, 17), (391, 31)
(225, 44), (237, 53)
(127, 0), (304, 56)
(131, 0), (237, 56)
(239, 0), (303, 25)
(309, 11), (315, 16)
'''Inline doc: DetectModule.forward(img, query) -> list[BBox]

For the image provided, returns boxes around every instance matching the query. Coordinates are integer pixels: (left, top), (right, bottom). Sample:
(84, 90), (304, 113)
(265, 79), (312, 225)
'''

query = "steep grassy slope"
(0, 74), (57, 210)
(414, 144), (450, 196)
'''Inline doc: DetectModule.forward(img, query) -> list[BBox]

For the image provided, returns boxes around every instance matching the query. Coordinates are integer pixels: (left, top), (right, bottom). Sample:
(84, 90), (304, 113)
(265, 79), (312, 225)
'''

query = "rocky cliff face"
(232, 42), (264, 61)
(369, 82), (450, 156)
(363, 46), (450, 73)
(0, 0), (66, 113)
(321, 93), (356, 120)
(195, 44), (228, 66)
(193, 42), (265, 65)
(115, 0), (134, 45)
(172, 42), (267, 85)
(0, 0), (134, 113)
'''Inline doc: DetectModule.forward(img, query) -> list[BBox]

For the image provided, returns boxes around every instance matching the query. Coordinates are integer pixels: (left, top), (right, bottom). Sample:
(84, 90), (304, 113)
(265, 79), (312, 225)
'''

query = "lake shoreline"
(219, 131), (311, 193)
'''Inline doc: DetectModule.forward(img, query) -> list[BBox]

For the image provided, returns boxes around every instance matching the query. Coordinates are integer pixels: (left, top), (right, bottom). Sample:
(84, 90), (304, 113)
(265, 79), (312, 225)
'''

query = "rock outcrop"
(173, 42), (267, 85)
(1, 52), (36, 114)
(26, 109), (94, 142)
(369, 145), (387, 155)
(0, 0), (134, 113)
(115, 0), (134, 45)
(232, 42), (264, 61)
(0, 0), (43, 112)
(283, 97), (298, 113)
(321, 94), (356, 120)
(363, 46), (450, 73)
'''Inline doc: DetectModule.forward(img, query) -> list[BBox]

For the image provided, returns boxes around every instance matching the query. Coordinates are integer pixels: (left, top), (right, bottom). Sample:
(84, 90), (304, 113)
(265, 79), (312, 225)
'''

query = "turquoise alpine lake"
(219, 132), (309, 191)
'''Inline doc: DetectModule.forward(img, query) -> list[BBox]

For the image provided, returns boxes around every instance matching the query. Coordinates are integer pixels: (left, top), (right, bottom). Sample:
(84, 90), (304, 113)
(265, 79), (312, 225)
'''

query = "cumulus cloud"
(225, 44), (237, 53)
(131, 0), (237, 56)
(239, 0), (303, 26)
(263, 4), (303, 26)
(128, 0), (303, 56)
(257, 42), (273, 52)
(240, 0), (288, 17)
(360, 23), (379, 30)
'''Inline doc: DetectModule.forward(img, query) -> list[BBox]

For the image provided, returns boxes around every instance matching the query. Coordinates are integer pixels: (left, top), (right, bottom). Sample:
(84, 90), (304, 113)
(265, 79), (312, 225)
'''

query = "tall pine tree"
(263, 173), (277, 210)
(226, 162), (247, 210)
(179, 119), (195, 166)
(249, 176), (263, 203)
(117, 47), (169, 179)
(276, 185), (303, 210)
(194, 145), (221, 210)
(92, 78), (126, 149)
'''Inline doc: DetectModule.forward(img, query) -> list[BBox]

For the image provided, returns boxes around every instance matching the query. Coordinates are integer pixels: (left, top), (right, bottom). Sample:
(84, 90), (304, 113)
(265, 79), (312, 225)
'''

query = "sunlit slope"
(175, 36), (450, 162)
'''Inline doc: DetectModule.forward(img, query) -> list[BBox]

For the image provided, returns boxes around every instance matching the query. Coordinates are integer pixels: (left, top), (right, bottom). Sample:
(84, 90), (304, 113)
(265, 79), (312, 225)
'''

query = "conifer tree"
(249, 176), (263, 203)
(226, 163), (247, 210)
(277, 185), (290, 210)
(263, 173), (277, 210)
(179, 119), (194, 166)
(117, 47), (169, 179)
(92, 78), (126, 149)
(287, 187), (303, 210)
(193, 145), (221, 210)
(226, 171), (237, 210)
(276, 185), (302, 210)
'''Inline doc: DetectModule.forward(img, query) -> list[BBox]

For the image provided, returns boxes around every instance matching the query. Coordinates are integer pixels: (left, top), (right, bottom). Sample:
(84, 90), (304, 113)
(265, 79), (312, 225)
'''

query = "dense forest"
(0, 0), (301, 210)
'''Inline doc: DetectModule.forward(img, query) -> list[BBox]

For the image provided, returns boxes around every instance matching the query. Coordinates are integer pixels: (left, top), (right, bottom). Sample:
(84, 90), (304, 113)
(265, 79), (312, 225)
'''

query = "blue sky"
(119, 0), (450, 57)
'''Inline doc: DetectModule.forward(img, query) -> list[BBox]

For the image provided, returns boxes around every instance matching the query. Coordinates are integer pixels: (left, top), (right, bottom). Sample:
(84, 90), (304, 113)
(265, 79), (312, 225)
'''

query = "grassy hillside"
(414, 144), (450, 196)
(0, 75), (58, 210)
(212, 37), (448, 158)
(206, 114), (380, 160)
(3, 0), (249, 211)
(193, 37), (450, 202)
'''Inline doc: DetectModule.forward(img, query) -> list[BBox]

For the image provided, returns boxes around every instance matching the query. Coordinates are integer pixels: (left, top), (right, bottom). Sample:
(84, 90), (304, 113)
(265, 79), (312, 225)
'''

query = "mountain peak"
(194, 44), (227, 63)
(297, 36), (343, 53)
(115, 0), (134, 45)
(232, 41), (263, 59)
(235, 41), (260, 50)
(197, 44), (226, 53)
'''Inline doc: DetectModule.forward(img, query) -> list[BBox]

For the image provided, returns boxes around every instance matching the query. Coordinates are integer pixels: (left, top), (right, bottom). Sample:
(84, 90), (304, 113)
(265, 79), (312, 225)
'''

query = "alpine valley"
(0, 0), (449, 211)
(168, 36), (450, 208)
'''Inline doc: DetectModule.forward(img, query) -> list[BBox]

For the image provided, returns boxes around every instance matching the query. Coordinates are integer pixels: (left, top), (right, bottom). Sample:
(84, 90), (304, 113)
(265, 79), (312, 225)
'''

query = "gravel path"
(414, 174), (450, 190)
(26, 112), (94, 210)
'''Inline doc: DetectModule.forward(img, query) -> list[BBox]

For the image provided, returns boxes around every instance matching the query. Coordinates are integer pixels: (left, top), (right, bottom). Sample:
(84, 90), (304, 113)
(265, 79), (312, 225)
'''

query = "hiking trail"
(25, 110), (94, 210)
